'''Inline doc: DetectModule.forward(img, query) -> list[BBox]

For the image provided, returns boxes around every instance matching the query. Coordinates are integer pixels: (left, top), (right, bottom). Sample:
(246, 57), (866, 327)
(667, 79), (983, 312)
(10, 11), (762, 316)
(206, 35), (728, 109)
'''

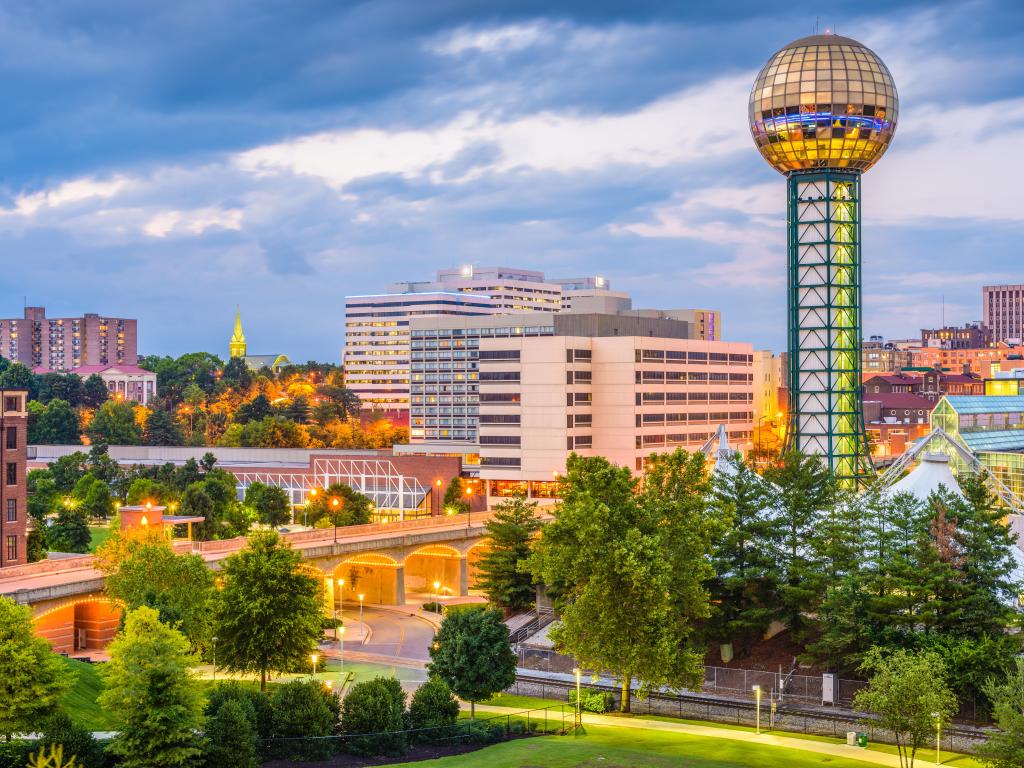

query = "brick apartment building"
(0, 307), (137, 371)
(0, 390), (28, 567)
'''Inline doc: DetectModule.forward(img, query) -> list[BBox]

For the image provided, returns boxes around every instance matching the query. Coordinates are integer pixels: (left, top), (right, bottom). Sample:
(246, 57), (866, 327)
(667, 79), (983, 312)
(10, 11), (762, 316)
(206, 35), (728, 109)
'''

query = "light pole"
(212, 636), (218, 682)
(433, 580), (441, 614)
(932, 712), (940, 766)
(337, 578), (344, 626)
(434, 479), (442, 515)
(358, 593), (364, 630)
(464, 485), (473, 532)
(311, 653), (319, 682)
(753, 685), (762, 735)
(339, 625), (346, 676)
(573, 667), (582, 727)
(306, 488), (318, 528)
(331, 497), (340, 543)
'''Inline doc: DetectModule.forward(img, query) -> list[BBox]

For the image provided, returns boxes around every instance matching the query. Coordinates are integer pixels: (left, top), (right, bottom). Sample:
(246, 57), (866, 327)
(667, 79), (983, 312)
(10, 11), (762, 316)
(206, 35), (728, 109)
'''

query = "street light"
(932, 712), (941, 766)
(433, 580), (441, 614)
(573, 667), (582, 726)
(337, 578), (345, 625)
(358, 593), (364, 628)
(331, 497), (340, 543)
(212, 636), (218, 682)
(434, 479), (442, 515)
(338, 625), (346, 676)
(753, 685), (762, 734)
(464, 485), (473, 531)
(310, 653), (319, 681)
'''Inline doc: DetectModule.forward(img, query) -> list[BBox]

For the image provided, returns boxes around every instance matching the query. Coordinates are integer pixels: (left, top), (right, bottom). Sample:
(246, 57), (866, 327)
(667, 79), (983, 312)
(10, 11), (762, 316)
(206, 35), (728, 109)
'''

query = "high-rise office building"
(0, 390), (28, 568)
(749, 33), (899, 486)
(983, 285), (1024, 344)
(0, 307), (137, 371)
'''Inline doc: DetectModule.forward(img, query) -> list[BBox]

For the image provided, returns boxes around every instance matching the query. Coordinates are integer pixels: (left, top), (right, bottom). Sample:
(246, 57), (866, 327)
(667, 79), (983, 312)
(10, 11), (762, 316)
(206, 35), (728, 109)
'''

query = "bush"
(204, 698), (257, 768)
(421, 602), (444, 613)
(408, 677), (459, 742)
(0, 742), (31, 768)
(569, 687), (614, 713)
(460, 720), (505, 745)
(341, 676), (407, 756)
(270, 680), (340, 761)
(206, 681), (274, 742)
(40, 712), (108, 768)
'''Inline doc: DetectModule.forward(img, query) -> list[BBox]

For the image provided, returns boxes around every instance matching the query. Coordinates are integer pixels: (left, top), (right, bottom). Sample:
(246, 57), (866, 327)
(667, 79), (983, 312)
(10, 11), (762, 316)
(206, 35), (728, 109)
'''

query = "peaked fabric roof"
(889, 453), (963, 499)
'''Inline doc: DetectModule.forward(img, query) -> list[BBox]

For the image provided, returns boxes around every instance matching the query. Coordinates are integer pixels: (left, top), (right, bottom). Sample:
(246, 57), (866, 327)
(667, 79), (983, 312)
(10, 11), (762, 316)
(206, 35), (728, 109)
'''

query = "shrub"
(0, 742), (31, 768)
(40, 712), (108, 768)
(460, 721), (504, 745)
(206, 682), (274, 742)
(341, 676), (407, 756)
(203, 699), (257, 768)
(421, 602), (444, 613)
(270, 680), (340, 761)
(569, 687), (614, 713)
(408, 677), (459, 742)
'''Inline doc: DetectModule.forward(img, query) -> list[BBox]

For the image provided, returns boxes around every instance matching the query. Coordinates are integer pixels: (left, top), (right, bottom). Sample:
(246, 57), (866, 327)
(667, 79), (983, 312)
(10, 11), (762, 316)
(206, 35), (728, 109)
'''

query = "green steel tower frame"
(785, 169), (874, 486)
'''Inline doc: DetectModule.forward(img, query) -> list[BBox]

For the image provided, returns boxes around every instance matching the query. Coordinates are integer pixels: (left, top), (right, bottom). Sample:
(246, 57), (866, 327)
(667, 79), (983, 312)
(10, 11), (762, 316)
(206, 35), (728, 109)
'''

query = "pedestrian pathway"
(470, 703), (910, 767)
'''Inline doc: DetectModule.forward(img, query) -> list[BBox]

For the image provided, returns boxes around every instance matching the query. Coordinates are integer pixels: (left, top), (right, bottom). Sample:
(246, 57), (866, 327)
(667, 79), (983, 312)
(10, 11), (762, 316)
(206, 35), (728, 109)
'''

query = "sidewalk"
(470, 703), (907, 767)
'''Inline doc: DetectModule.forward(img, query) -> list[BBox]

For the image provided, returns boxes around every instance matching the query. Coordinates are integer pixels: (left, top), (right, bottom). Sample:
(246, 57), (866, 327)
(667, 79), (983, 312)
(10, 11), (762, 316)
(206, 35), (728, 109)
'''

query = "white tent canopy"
(888, 452), (964, 500)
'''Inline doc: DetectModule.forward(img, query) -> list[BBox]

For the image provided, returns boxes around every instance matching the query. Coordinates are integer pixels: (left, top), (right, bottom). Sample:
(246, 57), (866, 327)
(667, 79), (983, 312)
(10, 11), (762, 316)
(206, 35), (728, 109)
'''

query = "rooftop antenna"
(815, 17), (819, 34)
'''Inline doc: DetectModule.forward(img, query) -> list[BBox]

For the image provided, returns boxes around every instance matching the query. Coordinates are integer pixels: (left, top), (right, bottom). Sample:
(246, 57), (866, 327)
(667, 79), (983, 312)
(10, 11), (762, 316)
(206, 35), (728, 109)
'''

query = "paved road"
(357, 606), (437, 661)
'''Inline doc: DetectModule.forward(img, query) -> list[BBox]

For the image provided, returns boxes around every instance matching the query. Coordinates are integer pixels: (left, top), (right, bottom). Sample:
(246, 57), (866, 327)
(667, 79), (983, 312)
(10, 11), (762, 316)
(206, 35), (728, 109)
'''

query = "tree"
(340, 676), (406, 755)
(203, 698), (257, 768)
(86, 400), (143, 445)
(213, 532), (323, 690)
(33, 399), (81, 445)
(72, 474), (113, 520)
(0, 362), (38, 399)
(0, 597), (74, 740)
(40, 712), (106, 768)
(442, 476), (469, 514)
(206, 681), (273, 743)
(304, 482), (373, 527)
(270, 680), (340, 761)
(221, 356), (253, 391)
(852, 648), (956, 768)
(99, 535), (215, 652)
(81, 374), (109, 408)
(475, 495), (541, 612)
(48, 503), (91, 553)
(235, 394), (272, 425)
(978, 657), (1024, 768)
(240, 415), (307, 448)
(49, 452), (89, 492)
(244, 482), (292, 527)
(427, 605), (516, 718)
(284, 395), (311, 425)
(144, 407), (184, 446)
(528, 451), (716, 712)
(99, 606), (204, 768)
(37, 373), (84, 407)
(408, 676), (460, 740)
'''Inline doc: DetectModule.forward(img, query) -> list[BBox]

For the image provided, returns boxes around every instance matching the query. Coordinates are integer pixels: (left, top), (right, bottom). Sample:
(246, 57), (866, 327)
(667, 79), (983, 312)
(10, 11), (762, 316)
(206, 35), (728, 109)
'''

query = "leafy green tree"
(32, 399), (81, 444)
(442, 476), (469, 514)
(706, 455), (777, 655)
(40, 711), (106, 768)
(978, 657), (1024, 768)
(144, 407), (184, 446)
(270, 680), (340, 761)
(244, 482), (292, 527)
(86, 400), (143, 445)
(853, 648), (956, 768)
(340, 677), (407, 755)
(240, 415), (307, 448)
(235, 394), (272, 425)
(28, 470), (59, 524)
(0, 597), (75, 740)
(72, 474), (113, 520)
(48, 503), (91, 553)
(528, 451), (716, 711)
(203, 698), (257, 768)
(221, 356), (253, 390)
(213, 532), (323, 690)
(49, 452), (89, 492)
(206, 682), (273, 743)
(304, 482), (373, 527)
(284, 395), (311, 424)
(762, 450), (838, 641)
(475, 495), (541, 612)
(100, 536), (215, 652)
(125, 477), (173, 506)
(81, 374), (109, 408)
(0, 362), (38, 399)
(27, 528), (48, 562)
(427, 605), (516, 718)
(37, 373), (84, 407)
(408, 676), (460, 740)
(99, 606), (204, 768)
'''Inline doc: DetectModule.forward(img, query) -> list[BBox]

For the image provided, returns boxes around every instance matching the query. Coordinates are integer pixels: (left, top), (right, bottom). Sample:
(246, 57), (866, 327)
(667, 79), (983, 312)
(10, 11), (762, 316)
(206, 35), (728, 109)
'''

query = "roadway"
(355, 605), (437, 662)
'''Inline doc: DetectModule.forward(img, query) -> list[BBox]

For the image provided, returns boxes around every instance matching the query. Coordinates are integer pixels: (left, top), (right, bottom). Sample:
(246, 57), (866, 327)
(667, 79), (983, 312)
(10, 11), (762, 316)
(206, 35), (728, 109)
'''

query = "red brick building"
(0, 307), (137, 371)
(0, 390), (28, 567)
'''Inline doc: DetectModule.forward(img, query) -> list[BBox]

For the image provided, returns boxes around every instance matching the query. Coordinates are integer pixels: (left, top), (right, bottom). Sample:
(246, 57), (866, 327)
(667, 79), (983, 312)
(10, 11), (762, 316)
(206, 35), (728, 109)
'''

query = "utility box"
(846, 732), (857, 746)
(822, 673), (836, 705)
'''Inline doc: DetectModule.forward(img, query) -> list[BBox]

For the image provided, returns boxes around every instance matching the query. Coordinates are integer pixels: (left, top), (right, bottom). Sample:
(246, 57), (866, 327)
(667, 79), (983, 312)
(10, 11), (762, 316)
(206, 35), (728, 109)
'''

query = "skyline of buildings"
(1, 307), (137, 372)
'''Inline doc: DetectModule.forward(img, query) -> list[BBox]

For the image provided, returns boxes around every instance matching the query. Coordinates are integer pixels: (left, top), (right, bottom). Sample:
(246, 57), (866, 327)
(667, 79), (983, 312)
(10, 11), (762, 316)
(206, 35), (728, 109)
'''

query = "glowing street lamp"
(358, 593), (364, 628)
(338, 624), (346, 675)
(433, 580), (441, 614)
(310, 653), (319, 681)
(337, 578), (345, 624)
(573, 667), (582, 726)
(753, 685), (762, 734)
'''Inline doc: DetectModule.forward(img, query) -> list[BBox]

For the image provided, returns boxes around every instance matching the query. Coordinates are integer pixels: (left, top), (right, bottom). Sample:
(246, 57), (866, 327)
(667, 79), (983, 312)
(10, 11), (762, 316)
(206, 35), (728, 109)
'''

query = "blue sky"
(2, 0), (1023, 361)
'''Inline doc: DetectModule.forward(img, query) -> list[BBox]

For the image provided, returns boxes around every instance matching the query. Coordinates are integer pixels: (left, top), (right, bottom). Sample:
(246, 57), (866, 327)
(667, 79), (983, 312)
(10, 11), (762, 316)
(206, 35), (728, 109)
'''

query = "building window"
(5, 499), (15, 522)
(5, 535), (16, 562)
(5, 463), (15, 486)
(3, 396), (19, 412)
(5, 427), (14, 450)
(479, 435), (521, 446)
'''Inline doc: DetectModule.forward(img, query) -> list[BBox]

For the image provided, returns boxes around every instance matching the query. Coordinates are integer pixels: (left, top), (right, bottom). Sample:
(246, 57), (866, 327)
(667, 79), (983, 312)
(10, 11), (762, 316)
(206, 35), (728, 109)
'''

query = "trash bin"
(856, 732), (869, 748)
(846, 731), (857, 746)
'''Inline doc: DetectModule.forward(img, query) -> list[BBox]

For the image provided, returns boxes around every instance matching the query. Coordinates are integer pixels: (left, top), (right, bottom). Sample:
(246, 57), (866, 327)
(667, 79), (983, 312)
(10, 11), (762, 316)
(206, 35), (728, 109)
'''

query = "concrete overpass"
(0, 512), (497, 654)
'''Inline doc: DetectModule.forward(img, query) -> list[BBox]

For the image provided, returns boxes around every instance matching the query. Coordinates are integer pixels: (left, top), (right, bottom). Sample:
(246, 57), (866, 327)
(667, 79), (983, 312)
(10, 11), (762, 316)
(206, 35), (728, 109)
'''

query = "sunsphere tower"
(749, 33), (898, 486)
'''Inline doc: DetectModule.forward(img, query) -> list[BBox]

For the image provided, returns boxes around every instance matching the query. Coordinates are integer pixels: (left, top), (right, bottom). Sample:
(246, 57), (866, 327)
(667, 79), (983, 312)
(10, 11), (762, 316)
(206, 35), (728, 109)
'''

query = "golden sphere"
(749, 33), (898, 174)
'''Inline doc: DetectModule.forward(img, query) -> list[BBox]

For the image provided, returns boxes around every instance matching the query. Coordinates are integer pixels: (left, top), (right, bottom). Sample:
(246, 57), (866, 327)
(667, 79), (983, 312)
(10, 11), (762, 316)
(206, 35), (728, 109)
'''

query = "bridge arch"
(403, 544), (464, 600)
(464, 540), (492, 591)
(331, 553), (401, 607)
(34, 596), (122, 655)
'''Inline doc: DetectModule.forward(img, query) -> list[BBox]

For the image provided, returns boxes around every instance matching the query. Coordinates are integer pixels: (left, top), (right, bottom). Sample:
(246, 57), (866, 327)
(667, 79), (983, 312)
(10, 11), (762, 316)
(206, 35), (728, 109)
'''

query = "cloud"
(2, 176), (130, 217)
(431, 22), (549, 56)
(143, 207), (243, 238)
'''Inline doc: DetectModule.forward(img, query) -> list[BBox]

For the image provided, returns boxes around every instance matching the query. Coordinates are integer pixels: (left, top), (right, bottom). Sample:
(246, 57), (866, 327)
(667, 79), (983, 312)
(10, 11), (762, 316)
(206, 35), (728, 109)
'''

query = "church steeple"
(229, 307), (247, 358)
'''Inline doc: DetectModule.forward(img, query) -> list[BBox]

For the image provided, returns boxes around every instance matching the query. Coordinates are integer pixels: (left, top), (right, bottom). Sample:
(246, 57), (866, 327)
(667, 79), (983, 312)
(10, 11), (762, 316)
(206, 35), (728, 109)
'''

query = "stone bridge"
(0, 512), (496, 655)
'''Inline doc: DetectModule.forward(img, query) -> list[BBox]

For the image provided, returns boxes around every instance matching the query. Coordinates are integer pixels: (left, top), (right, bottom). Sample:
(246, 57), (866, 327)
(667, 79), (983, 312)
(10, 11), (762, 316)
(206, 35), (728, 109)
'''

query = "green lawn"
(392, 725), (905, 767)
(88, 525), (111, 552)
(61, 658), (116, 731)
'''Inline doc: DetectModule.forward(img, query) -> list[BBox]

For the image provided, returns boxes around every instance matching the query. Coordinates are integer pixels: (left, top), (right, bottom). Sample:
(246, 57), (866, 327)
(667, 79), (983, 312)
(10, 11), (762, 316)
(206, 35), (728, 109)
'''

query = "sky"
(2, 0), (1023, 362)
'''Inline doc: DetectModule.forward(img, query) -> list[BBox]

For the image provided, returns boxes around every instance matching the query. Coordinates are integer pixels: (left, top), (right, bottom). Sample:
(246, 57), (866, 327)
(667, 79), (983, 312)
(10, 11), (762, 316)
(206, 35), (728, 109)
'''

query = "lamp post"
(433, 580), (441, 614)
(339, 625), (346, 676)
(310, 653), (319, 682)
(573, 667), (582, 726)
(932, 712), (940, 766)
(331, 497), (340, 543)
(753, 685), (762, 734)
(358, 593), (364, 629)
(464, 485), (473, 532)
(306, 488), (318, 528)
(212, 636), (218, 682)
(434, 479), (442, 515)
(337, 578), (344, 626)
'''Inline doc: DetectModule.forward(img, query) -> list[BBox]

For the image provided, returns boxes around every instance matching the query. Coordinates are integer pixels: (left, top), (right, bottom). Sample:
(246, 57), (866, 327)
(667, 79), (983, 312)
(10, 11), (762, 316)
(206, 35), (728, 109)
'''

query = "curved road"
(350, 606), (437, 662)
